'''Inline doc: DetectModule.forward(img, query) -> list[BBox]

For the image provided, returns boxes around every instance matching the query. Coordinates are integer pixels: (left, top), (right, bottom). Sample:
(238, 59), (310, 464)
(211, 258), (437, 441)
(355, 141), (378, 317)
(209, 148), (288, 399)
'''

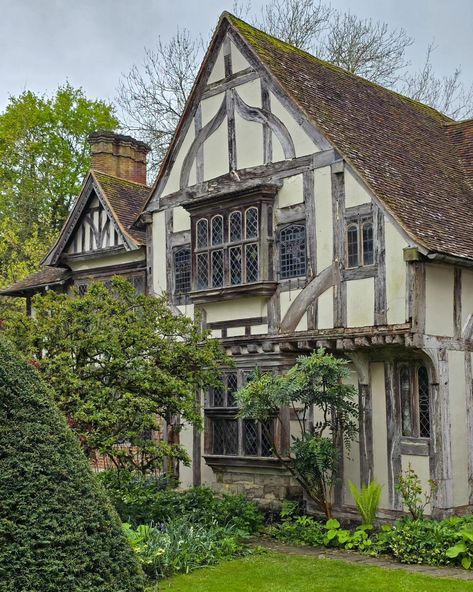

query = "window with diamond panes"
(193, 206), (261, 290)
(346, 216), (374, 269)
(398, 363), (430, 439)
(174, 247), (191, 298)
(280, 224), (307, 279)
(213, 419), (239, 455)
(210, 374), (238, 407)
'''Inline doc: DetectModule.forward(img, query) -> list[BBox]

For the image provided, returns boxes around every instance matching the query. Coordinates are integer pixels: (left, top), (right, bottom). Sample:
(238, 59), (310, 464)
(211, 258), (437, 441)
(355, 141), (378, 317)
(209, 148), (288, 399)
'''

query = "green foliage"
(323, 519), (374, 552)
(446, 523), (473, 570)
(236, 349), (359, 517)
(0, 84), (118, 317)
(348, 479), (382, 526)
(124, 518), (247, 580)
(396, 464), (438, 520)
(99, 472), (264, 535)
(271, 513), (326, 546)
(5, 277), (228, 473)
(0, 336), (145, 591)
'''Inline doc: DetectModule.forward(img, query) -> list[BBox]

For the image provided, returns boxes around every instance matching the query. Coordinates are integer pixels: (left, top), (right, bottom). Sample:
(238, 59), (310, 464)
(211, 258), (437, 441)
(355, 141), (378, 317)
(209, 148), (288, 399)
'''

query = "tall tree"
(4, 277), (228, 475)
(117, 0), (473, 167)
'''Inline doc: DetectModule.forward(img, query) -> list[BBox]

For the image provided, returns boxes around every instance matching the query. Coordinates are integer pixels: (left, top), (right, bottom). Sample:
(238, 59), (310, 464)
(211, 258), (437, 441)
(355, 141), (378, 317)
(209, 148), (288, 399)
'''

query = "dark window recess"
(77, 283), (88, 296)
(211, 249), (224, 287)
(132, 275), (146, 295)
(209, 373), (238, 408)
(197, 253), (209, 289)
(399, 363), (430, 439)
(245, 207), (258, 239)
(280, 224), (307, 279)
(213, 419), (239, 455)
(174, 247), (191, 298)
(229, 211), (242, 242)
(345, 215), (374, 269)
(197, 219), (208, 248)
(211, 215), (224, 246)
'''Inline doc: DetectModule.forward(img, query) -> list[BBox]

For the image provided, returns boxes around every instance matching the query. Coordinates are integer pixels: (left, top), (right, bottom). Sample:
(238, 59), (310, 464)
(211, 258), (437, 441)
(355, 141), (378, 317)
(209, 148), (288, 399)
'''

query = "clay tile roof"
(445, 119), (473, 191)
(0, 267), (70, 296)
(227, 15), (473, 261)
(92, 171), (150, 245)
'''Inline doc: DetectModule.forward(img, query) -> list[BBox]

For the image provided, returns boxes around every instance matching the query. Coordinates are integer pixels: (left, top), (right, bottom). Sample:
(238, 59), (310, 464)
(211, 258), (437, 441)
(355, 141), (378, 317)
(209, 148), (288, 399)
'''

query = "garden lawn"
(153, 552), (473, 592)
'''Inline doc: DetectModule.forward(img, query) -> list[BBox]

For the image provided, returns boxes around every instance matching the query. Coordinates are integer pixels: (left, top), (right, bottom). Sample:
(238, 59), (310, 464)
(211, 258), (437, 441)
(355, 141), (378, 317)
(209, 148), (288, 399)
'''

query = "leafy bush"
(0, 336), (145, 592)
(323, 518), (374, 552)
(446, 523), (473, 569)
(123, 518), (247, 579)
(349, 480), (382, 526)
(271, 514), (326, 546)
(99, 471), (264, 535)
(396, 464), (437, 520)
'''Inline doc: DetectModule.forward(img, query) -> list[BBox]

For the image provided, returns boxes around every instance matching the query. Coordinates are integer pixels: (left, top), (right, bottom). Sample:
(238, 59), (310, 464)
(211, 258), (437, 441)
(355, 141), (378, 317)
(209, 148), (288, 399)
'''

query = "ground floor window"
(398, 362), (430, 438)
(205, 371), (275, 457)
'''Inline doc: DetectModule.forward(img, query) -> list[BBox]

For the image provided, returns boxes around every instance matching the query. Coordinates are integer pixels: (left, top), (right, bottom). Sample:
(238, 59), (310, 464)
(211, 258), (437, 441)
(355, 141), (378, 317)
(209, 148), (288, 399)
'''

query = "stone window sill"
(190, 281), (277, 304)
(204, 454), (287, 470)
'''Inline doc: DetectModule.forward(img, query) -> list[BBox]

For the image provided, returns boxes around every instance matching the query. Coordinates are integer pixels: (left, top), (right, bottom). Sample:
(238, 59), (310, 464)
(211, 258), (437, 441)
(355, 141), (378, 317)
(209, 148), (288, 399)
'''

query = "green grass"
(152, 552), (473, 592)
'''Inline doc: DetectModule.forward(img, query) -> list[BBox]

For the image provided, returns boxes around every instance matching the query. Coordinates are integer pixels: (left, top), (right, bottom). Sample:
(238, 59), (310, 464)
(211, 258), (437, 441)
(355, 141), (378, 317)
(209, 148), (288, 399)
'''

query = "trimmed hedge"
(0, 336), (145, 591)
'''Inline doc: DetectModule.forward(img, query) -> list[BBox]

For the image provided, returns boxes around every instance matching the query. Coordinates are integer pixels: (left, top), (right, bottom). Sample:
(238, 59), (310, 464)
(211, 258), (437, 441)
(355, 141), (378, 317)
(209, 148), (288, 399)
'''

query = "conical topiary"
(0, 336), (145, 591)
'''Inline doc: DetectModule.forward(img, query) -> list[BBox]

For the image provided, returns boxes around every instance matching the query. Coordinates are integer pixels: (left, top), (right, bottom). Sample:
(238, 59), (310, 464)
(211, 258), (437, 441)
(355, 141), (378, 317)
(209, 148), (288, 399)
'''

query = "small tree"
(5, 277), (228, 475)
(236, 350), (358, 517)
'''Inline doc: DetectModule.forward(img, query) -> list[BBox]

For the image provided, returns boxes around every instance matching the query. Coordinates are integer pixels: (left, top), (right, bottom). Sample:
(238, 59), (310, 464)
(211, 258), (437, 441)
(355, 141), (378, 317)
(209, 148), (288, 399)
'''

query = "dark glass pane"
(132, 276), (146, 294)
(211, 215), (224, 246)
(212, 386), (225, 407)
(211, 249), (224, 287)
(280, 224), (307, 279)
(261, 420), (274, 457)
(229, 211), (242, 242)
(418, 366), (430, 438)
(245, 207), (258, 239)
(347, 224), (359, 268)
(400, 366), (413, 437)
(213, 420), (225, 454)
(227, 373), (238, 407)
(229, 246), (242, 285)
(362, 222), (374, 265)
(174, 248), (191, 296)
(78, 284), (88, 296)
(197, 219), (208, 248)
(226, 420), (239, 455)
(213, 419), (239, 455)
(197, 253), (209, 289)
(245, 244), (259, 283)
(243, 419), (258, 455)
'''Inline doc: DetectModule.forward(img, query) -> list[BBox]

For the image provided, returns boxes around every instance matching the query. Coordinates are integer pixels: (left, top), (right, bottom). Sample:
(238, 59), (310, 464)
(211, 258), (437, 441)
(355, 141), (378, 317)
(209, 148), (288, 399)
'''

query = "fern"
(348, 480), (382, 526)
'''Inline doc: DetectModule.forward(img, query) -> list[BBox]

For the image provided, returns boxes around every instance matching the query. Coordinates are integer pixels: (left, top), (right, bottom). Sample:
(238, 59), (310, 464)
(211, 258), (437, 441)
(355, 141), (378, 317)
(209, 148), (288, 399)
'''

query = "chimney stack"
(88, 131), (151, 185)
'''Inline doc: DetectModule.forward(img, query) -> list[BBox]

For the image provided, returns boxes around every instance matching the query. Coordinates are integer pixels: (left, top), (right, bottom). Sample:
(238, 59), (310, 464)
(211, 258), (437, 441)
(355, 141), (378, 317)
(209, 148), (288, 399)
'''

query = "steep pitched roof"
(43, 171), (150, 266)
(0, 267), (70, 296)
(225, 14), (473, 261)
(445, 119), (473, 191)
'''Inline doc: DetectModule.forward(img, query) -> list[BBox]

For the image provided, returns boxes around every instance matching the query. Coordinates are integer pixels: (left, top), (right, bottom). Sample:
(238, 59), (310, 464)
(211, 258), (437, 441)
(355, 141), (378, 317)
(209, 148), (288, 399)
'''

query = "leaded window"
(206, 371), (275, 458)
(345, 215), (375, 269)
(77, 283), (88, 296)
(398, 363), (430, 439)
(280, 224), (307, 279)
(193, 207), (260, 290)
(174, 247), (191, 298)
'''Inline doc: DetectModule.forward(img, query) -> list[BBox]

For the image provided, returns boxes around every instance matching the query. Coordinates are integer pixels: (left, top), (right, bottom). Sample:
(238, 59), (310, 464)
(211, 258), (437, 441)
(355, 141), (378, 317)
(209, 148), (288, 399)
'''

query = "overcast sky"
(0, 0), (471, 112)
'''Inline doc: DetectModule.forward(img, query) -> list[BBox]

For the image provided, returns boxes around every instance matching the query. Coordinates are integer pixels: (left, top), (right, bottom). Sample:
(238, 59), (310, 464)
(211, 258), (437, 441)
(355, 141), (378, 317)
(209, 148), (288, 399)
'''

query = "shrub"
(348, 479), (382, 526)
(271, 514), (326, 546)
(99, 471), (264, 535)
(123, 518), (247, 579)
(396, 464), (437, 520)
(0, 336), (145, 592)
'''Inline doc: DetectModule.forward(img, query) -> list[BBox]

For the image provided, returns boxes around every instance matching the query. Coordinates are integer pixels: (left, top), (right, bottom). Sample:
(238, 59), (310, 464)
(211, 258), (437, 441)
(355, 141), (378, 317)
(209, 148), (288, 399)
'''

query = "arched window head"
(229, 211), (242, 242)
(211, 215), (224, 246)
(197, 219), (208, 248)
(245, 207), (258, 239)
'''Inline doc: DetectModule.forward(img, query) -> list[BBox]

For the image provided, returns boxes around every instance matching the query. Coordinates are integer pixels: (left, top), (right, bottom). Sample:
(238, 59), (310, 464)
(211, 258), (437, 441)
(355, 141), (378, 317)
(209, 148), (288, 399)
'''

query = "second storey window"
(174, 247), (191, 299)
(194, 207), (260, 290)
(280, 224), (307, 279)
(346, 216), (374, 268)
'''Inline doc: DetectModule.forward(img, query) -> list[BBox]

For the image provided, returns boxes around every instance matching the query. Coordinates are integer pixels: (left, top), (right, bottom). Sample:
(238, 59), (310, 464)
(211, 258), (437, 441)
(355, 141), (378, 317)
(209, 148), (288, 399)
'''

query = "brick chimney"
(88, 131), (151, 185)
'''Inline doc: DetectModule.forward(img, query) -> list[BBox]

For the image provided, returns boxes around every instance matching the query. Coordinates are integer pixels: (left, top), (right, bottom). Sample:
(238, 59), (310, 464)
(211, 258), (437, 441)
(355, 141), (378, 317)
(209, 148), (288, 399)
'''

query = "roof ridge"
(225, 13), (451, 123)
(91, 169), (150, 189)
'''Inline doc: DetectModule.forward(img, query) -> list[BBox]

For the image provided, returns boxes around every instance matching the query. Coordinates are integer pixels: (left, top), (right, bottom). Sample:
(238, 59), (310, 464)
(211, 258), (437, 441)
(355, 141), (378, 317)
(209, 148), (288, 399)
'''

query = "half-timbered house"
(0, 131), (151, 308)
(141, 13), (473, 519)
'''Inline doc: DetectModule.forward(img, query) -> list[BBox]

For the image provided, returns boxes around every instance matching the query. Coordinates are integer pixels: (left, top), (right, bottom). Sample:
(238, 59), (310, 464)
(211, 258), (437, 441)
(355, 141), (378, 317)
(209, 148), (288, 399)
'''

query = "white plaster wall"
(314, 166), (333, 272)
(317, 287), (334, 329)
(201, 93), (224, 125)
(462, 270), (473, 332)
(180, 423), (194, 488)
(401, 455), (432, 515)
(235, 114), (264, 171)
(269, 92), (319, 157)
(162, 123), (195, 196)
(67, 249), (145, 271)
(173, 206), (191, 232)
(344, 366), (361, 505)
(425, 265), (454, 336)
(346, 278), (374, 327)
(280, 289), (302, 320)
(448, 349), (469, 507)
(227, 326), (246, 337)
(204, 297), (267, 323)
(152, 211), (167, 294)
(272, 131), (285, 163)
(385, 219), (408, 325)
(203, 117), (229, 181)
(296, 313), (308, 332)
(177, 303), (194, 318)
(276, 174), (304, 208)
(207, 45), (225, 84)
(230, 41), (251, 72)
(371, 362), (390, 508)
(251, 323), (269, 335)
(345, 169), (370, 208)
(236, 79), (261, 107)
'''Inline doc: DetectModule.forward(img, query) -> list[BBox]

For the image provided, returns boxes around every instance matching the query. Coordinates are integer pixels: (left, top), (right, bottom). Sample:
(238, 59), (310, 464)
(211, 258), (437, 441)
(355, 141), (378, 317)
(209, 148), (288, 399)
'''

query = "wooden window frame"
(279, 222), (307, 279)
(344, 212), (376, 270)
(397, 362), (431, 440)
